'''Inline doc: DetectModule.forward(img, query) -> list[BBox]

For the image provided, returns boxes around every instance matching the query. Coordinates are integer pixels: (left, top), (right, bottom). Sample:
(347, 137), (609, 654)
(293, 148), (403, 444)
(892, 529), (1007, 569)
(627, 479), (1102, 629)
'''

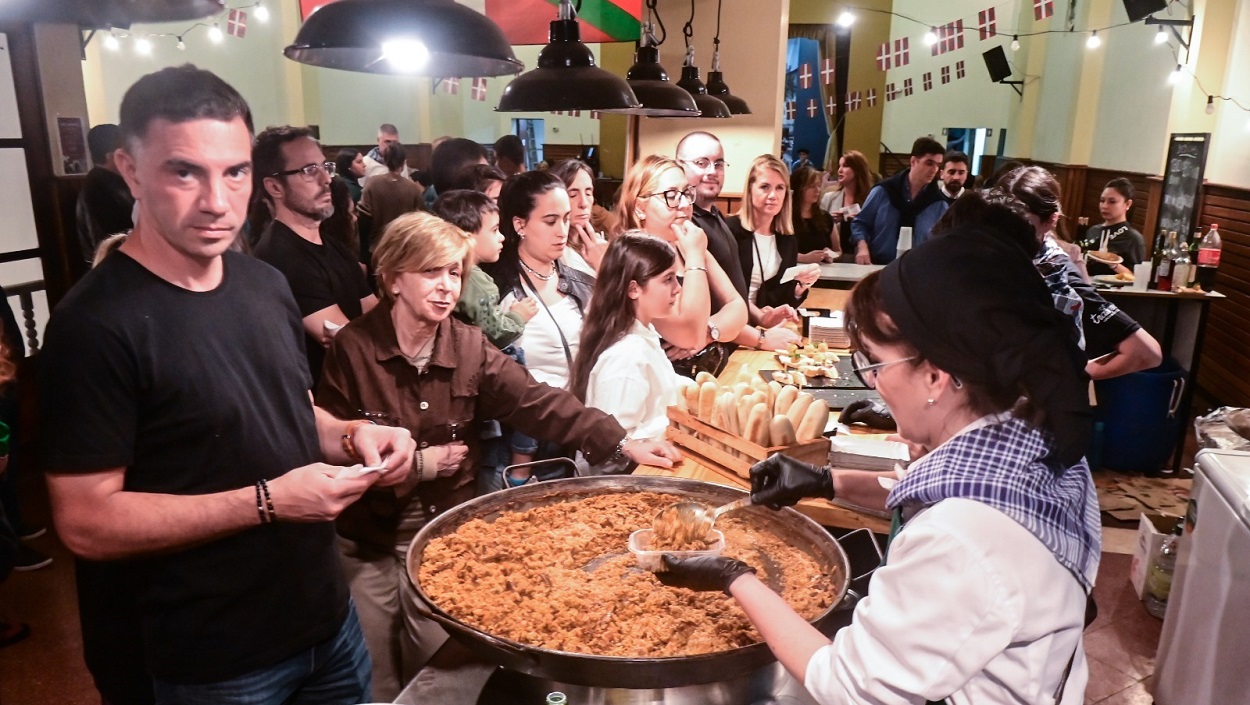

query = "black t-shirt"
(39, 250), (347, 683)
(691, 203), (749, 301)
(253, 220), (373, 384)
(1066, 267), (1141, 359)
(1081, 222), (1146, 276)
(794, 213), (834, 254)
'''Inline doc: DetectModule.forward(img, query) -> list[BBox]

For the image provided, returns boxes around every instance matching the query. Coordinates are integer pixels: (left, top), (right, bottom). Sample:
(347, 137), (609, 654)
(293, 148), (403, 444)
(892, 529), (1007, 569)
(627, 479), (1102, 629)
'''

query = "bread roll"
(797, 399), (831, 441)
(785, 391), (815, 427)
(737, 391), (767, 431)
(698, 381), (718, 420)
(767, 381), (783, 410)
(695, 371), (717, 386)
(717, 392), (740, 435)
(769, 415), (797, 446)
(681, 381), (700, 412)
(745, 403), (771, 446)
(774, 385), (799, 416)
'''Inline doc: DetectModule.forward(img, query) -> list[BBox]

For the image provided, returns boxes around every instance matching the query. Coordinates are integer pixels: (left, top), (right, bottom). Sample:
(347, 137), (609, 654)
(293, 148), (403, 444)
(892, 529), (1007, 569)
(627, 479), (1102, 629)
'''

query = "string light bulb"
(254, 2), (270, 23)
(1011, 35), (1020, 51)
(1168, 64), (1183, 85)
(1154, 28), (1168, 45)
(1086, 30), (1101, 49)
(1204, 95), (1215, 115)
(836, 11), (855, 28)
(923, 27), (938, 46)
(208, 23), (224, 43)
(176, 36), (186, 51)
(135, 36), (152, 55)
(103, 32), (121, 51)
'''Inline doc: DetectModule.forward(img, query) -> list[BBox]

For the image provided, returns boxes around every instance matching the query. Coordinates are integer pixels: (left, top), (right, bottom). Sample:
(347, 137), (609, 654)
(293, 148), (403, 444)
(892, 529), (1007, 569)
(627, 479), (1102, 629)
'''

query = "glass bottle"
(1196, 223), (1222, 291)
(1144, 524), (1182, 618)
(1155, 231), (1177, 292)
(1171, 232), (1191, 292)
(1149, 230), (1167, 289)
(546, 692), (568, 705)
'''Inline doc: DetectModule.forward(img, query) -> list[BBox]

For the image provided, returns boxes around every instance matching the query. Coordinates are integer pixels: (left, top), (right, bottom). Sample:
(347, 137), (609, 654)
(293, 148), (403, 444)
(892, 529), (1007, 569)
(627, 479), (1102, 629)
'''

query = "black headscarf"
(878, 226), (1092, 466)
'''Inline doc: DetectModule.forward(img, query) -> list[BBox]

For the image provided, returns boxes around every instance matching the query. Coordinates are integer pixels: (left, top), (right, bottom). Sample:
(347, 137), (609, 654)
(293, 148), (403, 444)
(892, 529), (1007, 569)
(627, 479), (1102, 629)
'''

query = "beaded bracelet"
(255, 481), (268, 524)
(414, 447), (426, 484)
(259, 478), (276, 522)
(341, 419), (375, 461)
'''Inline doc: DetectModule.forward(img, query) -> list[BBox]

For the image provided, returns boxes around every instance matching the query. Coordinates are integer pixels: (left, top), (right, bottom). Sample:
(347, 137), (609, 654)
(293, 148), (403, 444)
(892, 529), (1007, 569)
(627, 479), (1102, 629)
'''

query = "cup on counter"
(1132, 262), (1152, 291)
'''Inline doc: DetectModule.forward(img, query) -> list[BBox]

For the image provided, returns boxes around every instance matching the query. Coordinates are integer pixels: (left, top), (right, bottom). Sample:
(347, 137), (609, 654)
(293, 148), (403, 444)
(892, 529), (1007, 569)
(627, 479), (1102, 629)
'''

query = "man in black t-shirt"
(39, 66), (415, 705)
(251, 126), (376, 384)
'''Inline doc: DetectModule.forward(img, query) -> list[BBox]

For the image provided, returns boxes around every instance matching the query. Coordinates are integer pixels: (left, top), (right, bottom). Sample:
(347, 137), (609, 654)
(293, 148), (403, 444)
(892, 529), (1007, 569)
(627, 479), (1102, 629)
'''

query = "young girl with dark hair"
(1081, 177), (1145, 276)
(569, 232), (684, 474)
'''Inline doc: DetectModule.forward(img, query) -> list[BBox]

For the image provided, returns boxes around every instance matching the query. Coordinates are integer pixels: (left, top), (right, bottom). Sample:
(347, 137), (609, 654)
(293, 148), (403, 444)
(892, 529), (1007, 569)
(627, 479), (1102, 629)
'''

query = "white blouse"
(585, 321), (680, 441)
(749, 232), (781, 306)
(512, 288), (583, 389)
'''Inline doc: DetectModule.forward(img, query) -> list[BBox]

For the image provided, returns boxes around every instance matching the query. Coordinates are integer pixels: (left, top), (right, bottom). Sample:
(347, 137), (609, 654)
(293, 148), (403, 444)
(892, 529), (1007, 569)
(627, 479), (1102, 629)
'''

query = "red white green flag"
(486, 0), (643, 44)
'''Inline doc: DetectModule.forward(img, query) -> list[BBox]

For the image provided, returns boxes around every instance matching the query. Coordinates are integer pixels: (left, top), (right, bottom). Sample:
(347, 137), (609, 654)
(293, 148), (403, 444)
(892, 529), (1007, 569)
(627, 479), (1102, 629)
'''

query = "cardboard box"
(1130, 512), (1182, 599)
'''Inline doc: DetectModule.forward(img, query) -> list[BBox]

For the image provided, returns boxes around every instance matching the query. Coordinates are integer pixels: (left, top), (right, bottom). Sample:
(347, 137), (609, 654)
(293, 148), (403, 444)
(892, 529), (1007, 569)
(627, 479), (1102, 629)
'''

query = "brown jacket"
(317, 300), (626, 544)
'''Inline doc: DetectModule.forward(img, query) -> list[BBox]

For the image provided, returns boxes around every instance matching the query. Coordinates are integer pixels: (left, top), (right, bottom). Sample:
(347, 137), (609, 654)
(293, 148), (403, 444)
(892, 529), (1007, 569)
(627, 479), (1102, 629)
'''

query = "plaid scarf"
(1033, 238), (1085, 350)
(887, 416), (1101, 591)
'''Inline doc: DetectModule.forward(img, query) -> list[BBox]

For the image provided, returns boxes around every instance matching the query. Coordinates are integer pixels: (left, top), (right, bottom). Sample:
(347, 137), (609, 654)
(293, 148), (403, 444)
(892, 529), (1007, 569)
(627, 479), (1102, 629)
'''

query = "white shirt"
(804, 498), (1090, 705)
(820, 188), (848, 215)
(512, 289), (582, 389)
(585, 321), (680, 441)
(749, 232), (781, 306)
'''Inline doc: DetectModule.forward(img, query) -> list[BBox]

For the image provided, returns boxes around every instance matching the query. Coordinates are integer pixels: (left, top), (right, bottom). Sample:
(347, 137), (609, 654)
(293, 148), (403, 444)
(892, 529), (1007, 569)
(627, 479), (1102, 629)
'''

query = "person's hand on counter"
(854, 242), (872, 265)
(757, 325), (802, 352)
(749, 454), (835, 508)
(622, 438), (683, 468)
(838, 399), (897, 430)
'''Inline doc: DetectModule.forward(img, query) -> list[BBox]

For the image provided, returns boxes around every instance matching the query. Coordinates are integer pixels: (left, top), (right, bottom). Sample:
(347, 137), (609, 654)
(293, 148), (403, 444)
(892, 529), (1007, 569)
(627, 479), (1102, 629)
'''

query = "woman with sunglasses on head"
(662, 228), (1099, 705)
(615, 155), (748, 375)
(727, 155), (821, 335)
(317, 212), (679, 699)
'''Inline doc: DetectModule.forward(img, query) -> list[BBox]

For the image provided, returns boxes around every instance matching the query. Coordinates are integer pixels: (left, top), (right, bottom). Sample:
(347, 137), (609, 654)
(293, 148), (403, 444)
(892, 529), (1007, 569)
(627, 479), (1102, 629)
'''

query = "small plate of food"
(1086, 250), (1123, 266)
(1093, 273), (1134, 287)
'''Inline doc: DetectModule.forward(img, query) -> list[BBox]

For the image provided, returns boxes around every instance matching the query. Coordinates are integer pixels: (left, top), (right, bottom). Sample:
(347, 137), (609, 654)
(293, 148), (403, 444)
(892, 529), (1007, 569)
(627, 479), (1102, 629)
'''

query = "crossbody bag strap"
(518, 267), (574, 369)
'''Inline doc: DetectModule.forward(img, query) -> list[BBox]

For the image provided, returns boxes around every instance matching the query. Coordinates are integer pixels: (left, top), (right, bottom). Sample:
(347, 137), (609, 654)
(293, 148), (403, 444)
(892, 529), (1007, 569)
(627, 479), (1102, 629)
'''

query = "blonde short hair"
(738, 154), (794, 236)
(614, 154), (686, 235)
(372, 211), (474, 301)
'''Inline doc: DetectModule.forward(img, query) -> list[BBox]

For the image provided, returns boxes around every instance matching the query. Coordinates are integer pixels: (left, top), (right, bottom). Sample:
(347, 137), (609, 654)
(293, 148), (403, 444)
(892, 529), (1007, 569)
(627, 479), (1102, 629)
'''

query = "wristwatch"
(757, 326), (767, 347)
(707, 321), (721, 343)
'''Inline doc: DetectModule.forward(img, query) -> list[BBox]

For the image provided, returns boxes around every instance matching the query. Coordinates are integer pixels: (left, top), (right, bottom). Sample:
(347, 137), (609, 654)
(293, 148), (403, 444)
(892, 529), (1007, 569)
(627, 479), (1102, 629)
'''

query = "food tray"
(629, 528), (725, 571)
(666, 407), (831, 479)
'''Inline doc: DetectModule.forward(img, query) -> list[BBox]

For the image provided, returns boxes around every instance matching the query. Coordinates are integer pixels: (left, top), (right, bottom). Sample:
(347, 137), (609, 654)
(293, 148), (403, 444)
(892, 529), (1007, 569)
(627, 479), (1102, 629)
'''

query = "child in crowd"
(432, 190), (539, 491)
(568, 232), (684, 474)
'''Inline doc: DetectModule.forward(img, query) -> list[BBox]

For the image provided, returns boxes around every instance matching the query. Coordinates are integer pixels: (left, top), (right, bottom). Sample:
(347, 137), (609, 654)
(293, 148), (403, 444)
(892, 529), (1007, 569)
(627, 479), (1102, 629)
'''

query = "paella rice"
(417, 491), (837, 657)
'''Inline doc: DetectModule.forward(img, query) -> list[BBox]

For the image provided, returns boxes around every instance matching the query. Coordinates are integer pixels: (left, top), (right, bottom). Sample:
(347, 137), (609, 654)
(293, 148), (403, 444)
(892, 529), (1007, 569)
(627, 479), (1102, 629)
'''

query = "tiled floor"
(0, 471), (1170, 705)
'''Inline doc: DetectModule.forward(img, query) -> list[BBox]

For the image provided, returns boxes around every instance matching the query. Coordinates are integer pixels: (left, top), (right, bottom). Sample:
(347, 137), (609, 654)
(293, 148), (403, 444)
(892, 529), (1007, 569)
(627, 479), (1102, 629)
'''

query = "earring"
(517, 231), (525, 239)
(926, 398), (935, 407)
(391, 288), (400, 296)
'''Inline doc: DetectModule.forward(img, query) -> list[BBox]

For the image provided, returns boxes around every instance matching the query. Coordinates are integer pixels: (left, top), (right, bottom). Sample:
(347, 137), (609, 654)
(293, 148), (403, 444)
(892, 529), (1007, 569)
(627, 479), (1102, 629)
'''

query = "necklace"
(519, 256), (557, 281)
(401, 334), (435, 368)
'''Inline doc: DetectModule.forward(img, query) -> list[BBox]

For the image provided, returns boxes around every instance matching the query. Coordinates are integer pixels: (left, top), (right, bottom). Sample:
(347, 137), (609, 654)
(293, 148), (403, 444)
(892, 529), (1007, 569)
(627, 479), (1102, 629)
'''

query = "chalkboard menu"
(1155, 133), (1210, 239)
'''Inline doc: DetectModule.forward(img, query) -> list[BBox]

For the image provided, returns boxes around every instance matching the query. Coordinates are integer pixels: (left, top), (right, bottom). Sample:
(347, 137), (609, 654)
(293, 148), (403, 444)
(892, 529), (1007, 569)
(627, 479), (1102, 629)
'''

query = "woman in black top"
(790, 166), (837, 264)
(1081, 178), (1144, 276)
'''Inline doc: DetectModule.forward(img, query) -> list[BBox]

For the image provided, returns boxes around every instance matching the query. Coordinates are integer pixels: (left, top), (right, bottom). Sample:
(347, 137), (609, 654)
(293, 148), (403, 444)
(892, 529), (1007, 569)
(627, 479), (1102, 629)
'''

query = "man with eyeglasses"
(675, 131), (748, 301)
(253, 125), (377, 384)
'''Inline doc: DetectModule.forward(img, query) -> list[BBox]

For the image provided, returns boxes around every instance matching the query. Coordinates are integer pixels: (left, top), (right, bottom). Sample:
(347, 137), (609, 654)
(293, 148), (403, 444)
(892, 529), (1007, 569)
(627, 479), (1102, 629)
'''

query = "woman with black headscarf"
(661, 228), (1099, 705)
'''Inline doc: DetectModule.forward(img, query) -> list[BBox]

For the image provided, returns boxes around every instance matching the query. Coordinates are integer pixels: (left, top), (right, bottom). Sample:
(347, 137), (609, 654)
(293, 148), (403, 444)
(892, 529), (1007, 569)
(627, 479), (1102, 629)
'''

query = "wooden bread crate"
(666, 407), (831, 479)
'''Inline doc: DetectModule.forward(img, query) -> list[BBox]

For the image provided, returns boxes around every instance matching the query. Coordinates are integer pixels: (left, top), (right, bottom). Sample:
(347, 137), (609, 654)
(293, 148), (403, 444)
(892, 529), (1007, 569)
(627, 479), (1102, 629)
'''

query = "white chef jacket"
(805, 498), (1090, 705)
(585, 321), (679, 441)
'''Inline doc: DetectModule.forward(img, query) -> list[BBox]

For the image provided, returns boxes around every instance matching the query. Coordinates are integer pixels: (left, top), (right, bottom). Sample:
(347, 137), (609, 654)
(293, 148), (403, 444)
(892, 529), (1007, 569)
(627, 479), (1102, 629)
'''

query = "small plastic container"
(629, 528), (725, 572)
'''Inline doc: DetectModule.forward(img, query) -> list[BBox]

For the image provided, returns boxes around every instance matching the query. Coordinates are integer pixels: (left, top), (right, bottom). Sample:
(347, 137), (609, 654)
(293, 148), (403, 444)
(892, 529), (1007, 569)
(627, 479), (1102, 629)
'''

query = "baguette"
(695, 371), (717, 386)
(697, 381), (718, 420)
(785, 391), (815, 427)
(735, 363), (753, 385)
(750, 377), (771, 397)
(717, 392), (740, 435)
(737, 391), (767, 431)
(681, 381), (700, 412)
(745, 403), (771, 446)
(769, 414), (798, 446)
(796, 399), (831, 441)
(774, 385), (799, 416)
(732, 382), (751, 400)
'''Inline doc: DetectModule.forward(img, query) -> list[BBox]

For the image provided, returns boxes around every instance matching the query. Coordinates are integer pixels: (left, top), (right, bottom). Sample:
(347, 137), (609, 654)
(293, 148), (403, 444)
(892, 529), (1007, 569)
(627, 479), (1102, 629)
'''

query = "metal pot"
(405, 476), (852, 690)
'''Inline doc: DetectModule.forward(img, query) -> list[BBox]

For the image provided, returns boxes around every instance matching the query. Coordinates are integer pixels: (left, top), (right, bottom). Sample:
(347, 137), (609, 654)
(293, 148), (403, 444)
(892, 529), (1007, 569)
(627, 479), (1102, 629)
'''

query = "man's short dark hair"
(383, 143), (407, 172)
(432, 138), (489, 194)
(378, 123), (399, 136)
(119, 64), (253, 148)
(252, 125), (315, 205)
(87, 124), (123, 164)
(910, 137), (946, 159)
(494, 134), (525, 165)
(450, 163), (506, 192)
(798, 149), (810, 156)
(944, 150), (969, 167)
(433, 189), (498, 235)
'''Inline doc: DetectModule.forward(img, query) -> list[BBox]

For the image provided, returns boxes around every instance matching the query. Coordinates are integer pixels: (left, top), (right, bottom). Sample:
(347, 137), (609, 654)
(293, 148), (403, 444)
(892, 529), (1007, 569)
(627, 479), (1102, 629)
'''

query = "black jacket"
(727, 215), (807, 309)
(485, 249), (596, 314)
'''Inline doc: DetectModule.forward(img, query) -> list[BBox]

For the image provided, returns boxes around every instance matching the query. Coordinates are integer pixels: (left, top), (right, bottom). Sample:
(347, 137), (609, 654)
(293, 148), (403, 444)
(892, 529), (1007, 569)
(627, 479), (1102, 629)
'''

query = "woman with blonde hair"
(728, 155), (820, 330)
(614, 155), (748, 375)
(317, 211), (679, 699)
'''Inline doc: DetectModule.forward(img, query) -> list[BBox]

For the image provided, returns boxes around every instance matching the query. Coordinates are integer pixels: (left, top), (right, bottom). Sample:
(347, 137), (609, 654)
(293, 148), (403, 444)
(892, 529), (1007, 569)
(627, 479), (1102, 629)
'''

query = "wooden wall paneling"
(1195, 183), (1250, 406)
(877, 152), (909, 179)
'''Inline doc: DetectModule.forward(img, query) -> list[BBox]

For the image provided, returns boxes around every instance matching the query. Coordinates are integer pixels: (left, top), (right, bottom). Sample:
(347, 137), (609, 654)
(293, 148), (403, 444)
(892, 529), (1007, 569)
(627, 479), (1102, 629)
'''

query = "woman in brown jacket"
(315, 211), (679, 699)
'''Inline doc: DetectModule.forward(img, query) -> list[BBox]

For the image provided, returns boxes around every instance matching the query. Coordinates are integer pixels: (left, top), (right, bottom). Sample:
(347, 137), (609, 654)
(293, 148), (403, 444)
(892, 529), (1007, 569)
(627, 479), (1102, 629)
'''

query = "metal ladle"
(658, 497), (754, 539)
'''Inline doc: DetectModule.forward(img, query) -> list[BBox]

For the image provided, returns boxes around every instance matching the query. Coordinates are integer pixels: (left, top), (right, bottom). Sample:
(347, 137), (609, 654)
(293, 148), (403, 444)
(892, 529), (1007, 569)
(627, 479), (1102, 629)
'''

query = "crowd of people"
(41, 63), (1168, 705)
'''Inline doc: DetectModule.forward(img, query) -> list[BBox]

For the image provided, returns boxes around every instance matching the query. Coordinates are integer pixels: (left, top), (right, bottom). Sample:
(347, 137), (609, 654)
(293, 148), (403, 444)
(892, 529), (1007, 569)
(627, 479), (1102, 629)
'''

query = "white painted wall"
(1204, 0), (1250, 189)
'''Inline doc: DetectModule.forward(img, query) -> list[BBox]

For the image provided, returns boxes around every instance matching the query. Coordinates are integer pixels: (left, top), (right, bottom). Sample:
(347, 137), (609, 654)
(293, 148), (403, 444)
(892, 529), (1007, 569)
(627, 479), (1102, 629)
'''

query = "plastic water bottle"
(1196, 223), (1221, 291)
(1144, 525), (1182, 618)
(546, 692), (568, 705)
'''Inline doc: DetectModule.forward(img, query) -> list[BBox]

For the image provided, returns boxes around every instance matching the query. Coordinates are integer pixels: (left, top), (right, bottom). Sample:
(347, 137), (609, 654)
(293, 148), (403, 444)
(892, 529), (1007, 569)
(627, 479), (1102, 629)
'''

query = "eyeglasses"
(642, 188), (695, 209)
(271, 161), (336, 179)
(850, 350), (917, 389)
(679, 158), (728, 171)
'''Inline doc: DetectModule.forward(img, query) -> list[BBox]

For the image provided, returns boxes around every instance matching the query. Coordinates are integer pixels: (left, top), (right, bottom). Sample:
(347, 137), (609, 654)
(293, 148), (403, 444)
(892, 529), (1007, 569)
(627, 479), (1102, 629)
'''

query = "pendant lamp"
(284, 0), (522, 77)
(120, 0), (225, 23)
(497, 0), (641, 113)
(704, 0), (751, 114)
(624, 18), (700, 117)
(676, 48), (731, 119)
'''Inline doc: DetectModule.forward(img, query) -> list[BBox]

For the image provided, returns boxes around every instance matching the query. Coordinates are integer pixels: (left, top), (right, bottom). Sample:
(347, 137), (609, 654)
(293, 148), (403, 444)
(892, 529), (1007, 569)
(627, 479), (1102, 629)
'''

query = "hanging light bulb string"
(95, 1), (269, 51)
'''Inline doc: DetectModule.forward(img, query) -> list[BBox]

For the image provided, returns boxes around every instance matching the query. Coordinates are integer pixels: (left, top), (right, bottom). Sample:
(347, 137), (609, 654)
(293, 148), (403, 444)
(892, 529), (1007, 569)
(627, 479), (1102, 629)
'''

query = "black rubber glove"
(657, 555), (756, 594)
(838, 398), (897, 430)
(749, 453), (835, 509)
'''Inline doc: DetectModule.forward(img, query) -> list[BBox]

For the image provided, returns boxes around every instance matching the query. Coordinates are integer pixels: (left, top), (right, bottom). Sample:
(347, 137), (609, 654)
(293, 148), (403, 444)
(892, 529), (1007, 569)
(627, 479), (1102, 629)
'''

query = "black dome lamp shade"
(284, 0), (523, 77)
(624, 23), (700, 117)
(704, 0), (751, 114)
(122, 0), (225, 23)
(497, 0), (641, 113)
(676, 48), (731, 119)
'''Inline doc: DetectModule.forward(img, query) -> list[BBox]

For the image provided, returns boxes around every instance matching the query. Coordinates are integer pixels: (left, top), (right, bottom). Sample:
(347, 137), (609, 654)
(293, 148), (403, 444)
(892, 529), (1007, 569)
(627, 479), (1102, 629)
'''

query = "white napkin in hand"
(780, 264), (822, 284)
